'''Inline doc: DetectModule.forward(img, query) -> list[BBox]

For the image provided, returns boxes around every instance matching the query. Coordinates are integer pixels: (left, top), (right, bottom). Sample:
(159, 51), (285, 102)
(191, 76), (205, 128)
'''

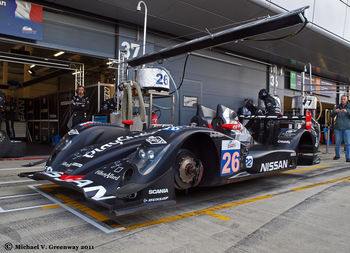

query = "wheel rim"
(175, 153), (203, 190)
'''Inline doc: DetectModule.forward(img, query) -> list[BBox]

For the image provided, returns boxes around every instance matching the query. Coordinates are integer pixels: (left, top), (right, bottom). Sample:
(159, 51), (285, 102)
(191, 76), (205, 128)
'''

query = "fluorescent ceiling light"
(54, 51), (65, 57)
(28, 69), (35, 75)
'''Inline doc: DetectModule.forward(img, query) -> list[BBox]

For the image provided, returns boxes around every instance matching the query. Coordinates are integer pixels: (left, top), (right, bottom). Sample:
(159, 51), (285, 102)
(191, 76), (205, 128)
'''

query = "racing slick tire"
(7, 140), (26, 158)
(0, 130), (10, 158)
(174, 149), (204, 190)
(0, 131), (26, 158)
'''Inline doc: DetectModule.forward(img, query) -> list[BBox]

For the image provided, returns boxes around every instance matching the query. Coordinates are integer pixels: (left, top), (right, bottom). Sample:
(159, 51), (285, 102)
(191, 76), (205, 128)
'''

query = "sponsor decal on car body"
(260, 160), (288, 172)
(146, 136), (167, 145)
(148, 188), (169, 195)
(82, 131), (158, 158)
(41, 171), (116, 201)
(143, 197), (169, 203)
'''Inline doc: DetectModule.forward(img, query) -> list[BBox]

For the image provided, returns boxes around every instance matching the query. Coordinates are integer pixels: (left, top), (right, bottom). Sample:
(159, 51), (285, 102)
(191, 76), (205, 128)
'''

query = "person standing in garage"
(258, 89), (281, 116)
(71, 86), (90, 128)
(0, 90), (5, 130)
(331, 94), (350, 162)
(4, 96), (16, 139)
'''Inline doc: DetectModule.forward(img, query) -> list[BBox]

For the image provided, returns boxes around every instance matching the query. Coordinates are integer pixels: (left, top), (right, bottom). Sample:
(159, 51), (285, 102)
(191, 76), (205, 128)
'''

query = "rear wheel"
(174, 149), (203, 190)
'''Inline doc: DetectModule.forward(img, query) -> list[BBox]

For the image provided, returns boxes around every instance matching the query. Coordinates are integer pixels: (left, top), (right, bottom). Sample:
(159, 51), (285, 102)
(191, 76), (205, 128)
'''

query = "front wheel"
(174, 149), (204, 190)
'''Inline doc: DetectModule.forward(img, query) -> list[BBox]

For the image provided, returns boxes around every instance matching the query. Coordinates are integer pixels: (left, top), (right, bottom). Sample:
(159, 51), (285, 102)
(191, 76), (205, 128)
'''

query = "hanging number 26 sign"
(220, 140), (240, 176)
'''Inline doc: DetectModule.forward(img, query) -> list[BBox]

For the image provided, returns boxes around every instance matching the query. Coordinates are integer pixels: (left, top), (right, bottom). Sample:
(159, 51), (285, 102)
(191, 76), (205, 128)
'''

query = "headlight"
(138, 149), (146, 159)
(138, 148), (155, 160)
(147, 150), (155, 160)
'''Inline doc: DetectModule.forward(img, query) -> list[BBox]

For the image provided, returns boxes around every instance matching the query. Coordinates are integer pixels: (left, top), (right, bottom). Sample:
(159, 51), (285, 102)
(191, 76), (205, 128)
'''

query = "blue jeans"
(334, 129), (350, 159)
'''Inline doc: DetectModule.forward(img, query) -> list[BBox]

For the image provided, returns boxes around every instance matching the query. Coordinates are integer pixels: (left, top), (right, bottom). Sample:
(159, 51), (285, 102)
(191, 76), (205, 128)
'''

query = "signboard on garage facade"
(289, 71), (336, 98)
(0, 0), (43, 40)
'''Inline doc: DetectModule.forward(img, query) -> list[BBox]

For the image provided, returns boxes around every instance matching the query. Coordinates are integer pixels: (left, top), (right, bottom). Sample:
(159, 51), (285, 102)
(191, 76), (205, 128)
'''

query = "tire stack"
(0, 130), (26, 158)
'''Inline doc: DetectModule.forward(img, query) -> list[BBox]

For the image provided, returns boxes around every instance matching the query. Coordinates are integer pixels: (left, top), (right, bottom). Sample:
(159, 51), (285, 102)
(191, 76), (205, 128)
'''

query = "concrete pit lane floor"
(0, 146), (349, 253)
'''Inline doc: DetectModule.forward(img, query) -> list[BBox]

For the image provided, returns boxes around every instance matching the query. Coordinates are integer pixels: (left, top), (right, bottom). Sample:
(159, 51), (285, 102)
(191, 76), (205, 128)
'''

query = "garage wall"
(36, 11), (116, 58)
(119, 27), (268, 125)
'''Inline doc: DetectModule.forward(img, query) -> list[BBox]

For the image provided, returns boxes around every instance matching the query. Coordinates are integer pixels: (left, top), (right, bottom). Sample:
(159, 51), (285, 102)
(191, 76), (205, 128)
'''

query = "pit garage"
(1, 1), (350, 252)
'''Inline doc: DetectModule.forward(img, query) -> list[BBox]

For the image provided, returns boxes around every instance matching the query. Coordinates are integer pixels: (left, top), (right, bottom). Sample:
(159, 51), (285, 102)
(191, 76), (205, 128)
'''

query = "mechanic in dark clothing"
(258, 89), (281, 116)
(258, 89), (281, 144)
(71, 86), (90, 128)
(0, 90), (5, 130)
(4, 96), (16, 139)
(100, 95), (118, 114)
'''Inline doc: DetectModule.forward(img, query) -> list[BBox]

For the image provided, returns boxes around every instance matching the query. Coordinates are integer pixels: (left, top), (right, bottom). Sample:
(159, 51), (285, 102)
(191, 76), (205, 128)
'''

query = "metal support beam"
(2, 61), (8, 85)
(23, 69), (70, 87)
(127, 7), (308, 67)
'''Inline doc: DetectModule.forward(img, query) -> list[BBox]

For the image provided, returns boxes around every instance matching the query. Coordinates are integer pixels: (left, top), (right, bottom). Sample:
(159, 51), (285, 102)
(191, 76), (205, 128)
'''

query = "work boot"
(346, 158), (350, 162)
(333, 156), (340, 160)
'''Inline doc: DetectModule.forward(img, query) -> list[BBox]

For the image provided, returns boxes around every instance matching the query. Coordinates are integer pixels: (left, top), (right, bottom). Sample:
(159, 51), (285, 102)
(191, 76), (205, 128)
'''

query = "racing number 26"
(221, 151), (240, 176)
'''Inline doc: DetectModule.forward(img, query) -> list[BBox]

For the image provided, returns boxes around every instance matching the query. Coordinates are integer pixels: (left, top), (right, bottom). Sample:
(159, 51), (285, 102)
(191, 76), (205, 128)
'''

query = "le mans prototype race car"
(20, 103), (319, 215)
(20, 7), (315, 215)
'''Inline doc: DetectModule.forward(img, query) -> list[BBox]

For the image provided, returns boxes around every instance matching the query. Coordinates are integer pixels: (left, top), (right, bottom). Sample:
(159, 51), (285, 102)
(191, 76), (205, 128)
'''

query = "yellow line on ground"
(54, 194), (113, 223)
(38, 185), (61, 189)
(121, 174), (350, 232)
(204, 211), (231, 221)
(292, 176), (350, 191)
(41, 204), (61, 209)
(120, 195), (274, 232)
(36, 164), (339, 232)
(281, 165), (331, 174)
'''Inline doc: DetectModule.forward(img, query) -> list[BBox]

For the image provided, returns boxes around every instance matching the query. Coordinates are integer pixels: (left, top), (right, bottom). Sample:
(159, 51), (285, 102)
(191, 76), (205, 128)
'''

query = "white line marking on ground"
(0, 179), (34, 185)
(0, 193), (40, 200)
(0, 166), (43, 171)
(29, 185), (125, 233)
(0, 204), (56, 213)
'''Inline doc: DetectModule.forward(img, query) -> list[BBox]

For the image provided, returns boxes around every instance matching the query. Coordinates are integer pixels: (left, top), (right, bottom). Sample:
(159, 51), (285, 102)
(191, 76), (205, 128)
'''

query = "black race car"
(20, 104), (319, 215)
(20, 7), (313, 215)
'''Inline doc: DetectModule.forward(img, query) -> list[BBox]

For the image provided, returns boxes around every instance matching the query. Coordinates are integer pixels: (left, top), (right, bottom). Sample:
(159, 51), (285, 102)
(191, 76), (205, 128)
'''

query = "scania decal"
(148, 188), (169, 195)
(260, 160), (288, 172)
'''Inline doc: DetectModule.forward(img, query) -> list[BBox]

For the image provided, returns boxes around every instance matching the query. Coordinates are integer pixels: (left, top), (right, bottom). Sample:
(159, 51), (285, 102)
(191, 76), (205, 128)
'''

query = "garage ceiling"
(2, 0), (349, 88)
(0, 42), (114, 89)
(25, 0), (349, 83)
